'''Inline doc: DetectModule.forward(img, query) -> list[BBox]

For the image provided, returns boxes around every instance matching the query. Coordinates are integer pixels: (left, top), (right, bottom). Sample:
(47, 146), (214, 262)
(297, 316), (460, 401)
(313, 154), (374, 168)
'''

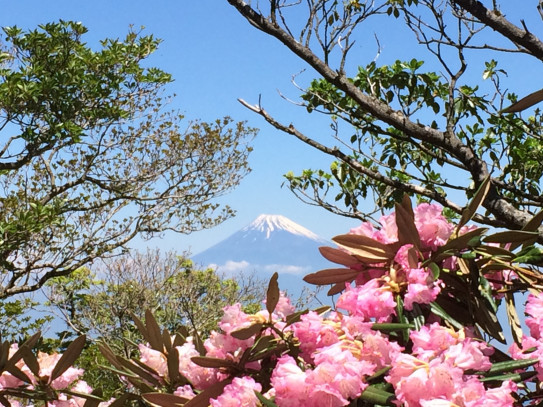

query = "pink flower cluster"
(126, 203), (521, 406)
(388, 323), (516, 406)
(510, 292), (543, 380)
(0, 345), (113, 407)
(347, 204), (451, 312)
(5, 203), (532, 406)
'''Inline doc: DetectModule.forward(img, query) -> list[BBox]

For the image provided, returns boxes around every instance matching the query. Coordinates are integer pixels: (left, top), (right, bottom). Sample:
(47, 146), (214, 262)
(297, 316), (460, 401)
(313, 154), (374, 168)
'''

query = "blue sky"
(1, 1), (541, 255)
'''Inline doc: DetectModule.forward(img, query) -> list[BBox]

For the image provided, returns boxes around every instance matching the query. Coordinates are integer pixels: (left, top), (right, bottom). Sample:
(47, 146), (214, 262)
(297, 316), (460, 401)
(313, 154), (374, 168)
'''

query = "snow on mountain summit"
(243, 214), (323, 240)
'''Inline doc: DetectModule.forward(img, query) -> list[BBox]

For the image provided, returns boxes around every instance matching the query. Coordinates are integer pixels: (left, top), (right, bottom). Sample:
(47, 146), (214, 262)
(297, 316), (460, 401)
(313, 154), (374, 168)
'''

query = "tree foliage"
(45, 249), (265, 351)
(228, 0), (543, 239)
(0, 21), (255, 298)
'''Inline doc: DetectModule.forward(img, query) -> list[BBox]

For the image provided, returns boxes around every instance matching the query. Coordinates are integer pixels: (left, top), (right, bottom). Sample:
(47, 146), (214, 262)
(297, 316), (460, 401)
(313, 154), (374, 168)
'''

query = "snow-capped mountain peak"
(243, 214), (322, 240)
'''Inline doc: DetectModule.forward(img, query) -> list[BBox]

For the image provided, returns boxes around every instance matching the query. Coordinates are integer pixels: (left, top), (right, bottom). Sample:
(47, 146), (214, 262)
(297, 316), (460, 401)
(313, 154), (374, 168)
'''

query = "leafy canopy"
(0, 21), (255, 298)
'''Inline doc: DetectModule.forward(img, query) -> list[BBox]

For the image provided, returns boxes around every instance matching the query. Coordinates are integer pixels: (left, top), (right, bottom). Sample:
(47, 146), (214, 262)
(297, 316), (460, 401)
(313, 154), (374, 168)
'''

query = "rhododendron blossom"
(3, 203), (535, 407)
(210, 376), (262, 407)
(36, 352), (84, 390)
(336, 279), (396, 321)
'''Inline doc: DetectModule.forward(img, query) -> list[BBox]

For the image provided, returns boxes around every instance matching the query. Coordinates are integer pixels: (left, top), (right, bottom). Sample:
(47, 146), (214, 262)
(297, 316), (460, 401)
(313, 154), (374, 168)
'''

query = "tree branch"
(451, 0), (543, 60)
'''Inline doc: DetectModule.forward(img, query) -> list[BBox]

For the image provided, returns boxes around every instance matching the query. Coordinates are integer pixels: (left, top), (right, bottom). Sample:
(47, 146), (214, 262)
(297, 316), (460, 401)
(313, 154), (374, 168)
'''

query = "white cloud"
(213, 260), (251, 274)
(206, 261), (310, 276)
(262, 264), (311, 275)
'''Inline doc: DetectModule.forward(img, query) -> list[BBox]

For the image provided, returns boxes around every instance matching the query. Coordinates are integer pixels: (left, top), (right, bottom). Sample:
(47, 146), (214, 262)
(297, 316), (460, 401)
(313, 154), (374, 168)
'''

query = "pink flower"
(48, 380), (92, 407)
(410, 324), (459, 358)
(525, 292), (543, 340)
(174, 384), (196, 399)
(271, 355), (310, 406)
(138, 344), (167, 378)
(308, 343), (375, 403)
(445, 341), (492, 371)
(388, 356), (463, 407)
(0, 344), (26, 389)
(336, 279), (396, 322)
(204, 330), (254, 360)
(479, 380), (517, 406)
(414, 203), (454, 251)
(262, 291), (296, 320)
(403, 267), (441, 310)
(36, 352), (84, 390)
(219, 303), (252, 334)
(177, 339), (220, 390)
(509, 336), (543, 381)
(210, 376), (262, 407)
(292, 311), (339, 362)
(350, 214), (398, 244)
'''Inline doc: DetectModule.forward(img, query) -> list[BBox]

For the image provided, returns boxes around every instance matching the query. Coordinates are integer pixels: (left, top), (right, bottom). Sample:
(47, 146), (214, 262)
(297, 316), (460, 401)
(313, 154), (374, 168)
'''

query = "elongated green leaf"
(145, 310), (164, 352)
(477, 358), (539, 376)
(167, 346), (180, 385)
(190, 356), (237, 369)
(255, 391), (278, 406)
(456, 177), (490, 233)
(435, 228), (488, 256)
(0, 342), (8, 371)
(514, 246), (543, 265)
(4, 363), (30, 384)
(483, 230), (538, 245)
(428, 262), (440, 280)
(117, 357), (162, 387)
(372, 323), (415, 331)
(0, 395), (12, 407)
(266, 272), (280, 316)
(328, 282), (347, 295)
(97, 343), (123, 371)
(50, 335), (86, 383)
(20, 346), (40, 378)
(20, 332), (41, 352)
(163, 329), (172, 352)
(142, 393), (188, 407)
(505, 292), (523, 347)
(63, 389), (104, 403)
(332, 234), (395, 262)
(130, 312), (150, 343)
(285, 310), (308, 326)
(472, 295), (505, 343)
(319, 246), (359, 266)
(360, 384), (395, 406)
(395, 196), (421, 249)
(184, 378), (233, 407)
(304, 268), (360, 285)
(429, 302), (464, 330)
(479, 371), (537, 383)
(231, 323), (264, 340)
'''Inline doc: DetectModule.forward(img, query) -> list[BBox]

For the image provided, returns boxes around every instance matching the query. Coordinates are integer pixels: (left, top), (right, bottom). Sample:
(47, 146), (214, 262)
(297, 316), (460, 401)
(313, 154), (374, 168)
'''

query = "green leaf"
(476, 358), (539, 376)
(145, 310), (164, 352)
(50, 335), (86, 383)
(255, 391), (278, 406)
(266, 272), (280, 316)
(332, 234), (396, 263)
(455, 177), (491, 233)
(505, 292), (523, 347)
(360, 384), (396, 405)
(184, 378), (233, 407)
(429, 302), (464, 330)
(304, 268), (361, 285)
(483, 230), (538, 245)
(230, 323), (264, 340)
(142, 393), (188, 407)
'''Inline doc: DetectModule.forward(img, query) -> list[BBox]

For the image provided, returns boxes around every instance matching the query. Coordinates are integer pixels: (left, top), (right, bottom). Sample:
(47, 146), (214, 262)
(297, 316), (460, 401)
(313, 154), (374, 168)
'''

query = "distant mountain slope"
(191, 214), (335, 302)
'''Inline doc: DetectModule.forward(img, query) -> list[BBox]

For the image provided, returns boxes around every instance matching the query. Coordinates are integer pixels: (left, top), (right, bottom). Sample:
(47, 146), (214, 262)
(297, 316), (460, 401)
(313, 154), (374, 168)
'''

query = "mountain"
(191, 214), (335, 302)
